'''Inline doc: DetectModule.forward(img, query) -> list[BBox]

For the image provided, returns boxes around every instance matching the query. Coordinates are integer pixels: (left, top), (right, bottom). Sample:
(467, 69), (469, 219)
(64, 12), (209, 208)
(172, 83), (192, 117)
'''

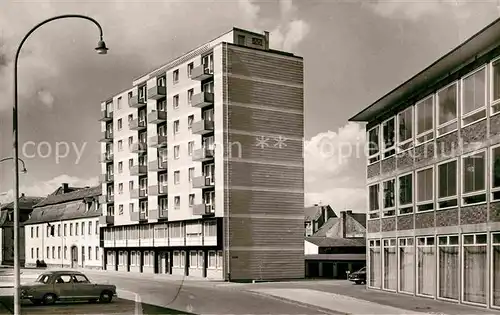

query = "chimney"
(62, 183), (69, 193)
(20, 193), (25, 198)
(342, 211), (347, 238)
(264, 31), (269, 50)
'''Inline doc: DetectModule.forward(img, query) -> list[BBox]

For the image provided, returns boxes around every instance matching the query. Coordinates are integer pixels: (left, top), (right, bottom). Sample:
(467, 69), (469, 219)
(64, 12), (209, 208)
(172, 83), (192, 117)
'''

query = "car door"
(53, 274), (75, 300)
(71, 274), (98, 299)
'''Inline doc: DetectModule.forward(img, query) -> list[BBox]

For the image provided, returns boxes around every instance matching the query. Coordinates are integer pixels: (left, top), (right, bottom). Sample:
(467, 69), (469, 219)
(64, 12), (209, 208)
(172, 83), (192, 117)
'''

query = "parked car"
(20, 270), (117, 305)
(348, 266), (366, 284)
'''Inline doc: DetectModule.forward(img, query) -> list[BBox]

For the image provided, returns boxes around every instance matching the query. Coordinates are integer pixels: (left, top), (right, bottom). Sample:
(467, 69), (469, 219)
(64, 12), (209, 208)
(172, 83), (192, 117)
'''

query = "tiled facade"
(351, 19), (500, 310)
(99, 28), (304, 281)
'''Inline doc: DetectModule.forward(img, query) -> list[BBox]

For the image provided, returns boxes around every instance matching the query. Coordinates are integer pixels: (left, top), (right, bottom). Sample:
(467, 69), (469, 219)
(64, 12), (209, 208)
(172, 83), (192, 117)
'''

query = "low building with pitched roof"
(23, 183), (102, 269)
(304, 204), (336, 236)
(0, 194), (44, 266)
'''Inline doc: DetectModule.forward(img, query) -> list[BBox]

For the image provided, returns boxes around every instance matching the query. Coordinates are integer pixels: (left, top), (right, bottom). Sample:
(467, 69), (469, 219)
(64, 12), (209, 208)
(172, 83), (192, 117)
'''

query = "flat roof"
(349, 16), (500, 123)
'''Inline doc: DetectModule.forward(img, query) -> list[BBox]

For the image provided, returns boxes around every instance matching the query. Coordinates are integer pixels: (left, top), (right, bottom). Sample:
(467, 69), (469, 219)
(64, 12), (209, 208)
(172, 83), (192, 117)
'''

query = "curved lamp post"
(13, 15), (108, 314)
(0, 157), (28, 174)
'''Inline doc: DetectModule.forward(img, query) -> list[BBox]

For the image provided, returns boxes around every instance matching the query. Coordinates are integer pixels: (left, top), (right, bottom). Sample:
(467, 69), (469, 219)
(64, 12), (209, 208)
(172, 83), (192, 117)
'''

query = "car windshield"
(357, 267), (366, 272)
(35, 274), (50, 284)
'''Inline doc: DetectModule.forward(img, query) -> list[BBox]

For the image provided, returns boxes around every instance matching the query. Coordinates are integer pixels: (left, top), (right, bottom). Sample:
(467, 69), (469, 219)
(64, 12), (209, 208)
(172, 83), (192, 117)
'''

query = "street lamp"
(0, 157), (28, 174)
(12, 15), (108, 315)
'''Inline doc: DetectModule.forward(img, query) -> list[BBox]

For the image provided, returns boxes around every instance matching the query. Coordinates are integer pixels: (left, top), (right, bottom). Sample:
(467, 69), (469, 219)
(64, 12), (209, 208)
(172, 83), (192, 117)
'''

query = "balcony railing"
(191, 92), (214, 108)
(191, 119), (214, 135)
(99, 173), (114, 183)
(130, 211), (147, 221)
(131, 188), (147, 199)
(148, 160), (167, 172)
(191, 64), (213, 81)
(99, 131), (113, 143)
(100, 152), (114, 163)
(130, 165), (147, 176)
(147, 85), (166, 100)
(129, 118), (147, 131)
(99, 110), (113, 122)
(130, 142), (147, 153)
(98, 195), (114, 204)
(149, 184), (168, 196)
(148, 209), (168, 220)
(192, 147), (214, 162)
(129, 95), (147, 108)
(192, 176), (215, 189)
(147, 110), (167, 124)
(149, 135), (168, 148)
(99, 215), (114, 225)
(192, 204), (215, 216)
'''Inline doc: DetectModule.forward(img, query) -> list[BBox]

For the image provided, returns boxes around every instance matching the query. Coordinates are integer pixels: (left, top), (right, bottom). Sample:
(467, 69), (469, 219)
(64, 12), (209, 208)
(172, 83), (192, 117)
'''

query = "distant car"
(348, 267), (366, 285)
(20, 270), (117, 305)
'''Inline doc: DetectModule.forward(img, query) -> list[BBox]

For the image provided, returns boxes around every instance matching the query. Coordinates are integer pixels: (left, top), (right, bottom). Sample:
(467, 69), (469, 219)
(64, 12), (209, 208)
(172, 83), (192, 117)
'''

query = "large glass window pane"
(438, 161), (457, 198)
(493, 60), (500, 103)
(463, 236), (487, 304)
(417, 168), (433, 202)
(398, 174), (412, 205)
(382, 118), (395, 157)
(369, 240), (382, 288)
(462, 68), (486, 115)
(369, 184), (379, 211)
(416, 96), (434, 142)
(383, 180), (395, 209)
(463, 152), (485, 194)
(492, 234), (500, 307)
(493, 147), (500, 189)
(417, 237), (435, 296)
(399, 238), (414, 293)
(383, 239), (397, 290)
(438, 237), (459, 300)
(437, 83), (457, 126)
(368, 127), (379, 157)
(398, 108), (413, 144)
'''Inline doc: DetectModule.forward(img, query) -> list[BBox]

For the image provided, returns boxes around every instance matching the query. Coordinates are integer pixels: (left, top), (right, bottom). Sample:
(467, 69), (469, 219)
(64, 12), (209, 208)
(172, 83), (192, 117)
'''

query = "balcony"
(193, 204), (215, 216)
(130, 211), (147, 222)
(192, 148), (214, 162)
(130, 142), (147, 153)
(148, 160), (167, 172)
(191, 92), (214, 108)
(129, 118), (147, 131)
(99, 131), (113, 143)
(99, 215), (114, 225)
(191, 119), (214, 135)
(129, 95), (147, 108)
(192, 176), (215, 189)
(191, 65), (213, 81)
(130, 165), (147, 176)
(99, 110), (113, 122)
(149, 135), (168, 148)
(131, 188), (147, 199)
(99, 173), (114, 183)
(149, 209), (168, 220)
(147, 110), (167, 124)
(98, 195), (114, 204)
(99, 152), (114, 163)
(149, 184), (168, 196)
(147, 85), (166, 100)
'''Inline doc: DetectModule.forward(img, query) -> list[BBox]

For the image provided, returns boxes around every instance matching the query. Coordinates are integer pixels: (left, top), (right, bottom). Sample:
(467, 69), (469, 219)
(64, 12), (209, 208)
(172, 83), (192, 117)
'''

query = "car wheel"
(30, 299), (42, 305)
(43, 293), (57, 305)
(354, 281), (362, 285)
(99, 291), (113, 303)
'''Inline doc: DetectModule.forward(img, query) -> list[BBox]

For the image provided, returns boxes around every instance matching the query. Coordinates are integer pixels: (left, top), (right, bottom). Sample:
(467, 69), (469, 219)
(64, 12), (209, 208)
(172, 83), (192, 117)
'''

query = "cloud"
(36, 89), (54, 108)
(304, 123), (367, 211)
(238, 0), (310, 52)
(367, 0), (472, 21)
(0, 174), (98, 204)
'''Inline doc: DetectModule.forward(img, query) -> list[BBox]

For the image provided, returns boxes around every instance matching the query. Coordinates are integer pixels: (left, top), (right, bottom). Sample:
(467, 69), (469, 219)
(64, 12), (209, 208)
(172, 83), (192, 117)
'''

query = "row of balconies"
(128, 89), (214, 110)
(100, 174), (214, 192)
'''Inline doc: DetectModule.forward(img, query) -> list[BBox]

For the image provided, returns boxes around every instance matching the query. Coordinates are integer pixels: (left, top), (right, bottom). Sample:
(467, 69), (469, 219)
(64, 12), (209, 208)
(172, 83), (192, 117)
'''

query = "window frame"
(461, 65), (488, 127)
(367, 125), (380, 165)
(491, 56), (500, 115)
(461, 149), (487, 206)
(437, 234), (460, 302)
(381, 177), (396, 216)
(381, 116), (396, 159)
(491, 143), (500, 199)
(461, 233), (488, 306)
(397, 237), (415, 294)
(436, 158), (459, 210)
(415, 95), (435, 145)
(436, 81), (459, 136)
(396, 106), (414, 152)
(367, 183), (380, 220)
(397, 171), (414, 215)
(415, 165), (435, 213)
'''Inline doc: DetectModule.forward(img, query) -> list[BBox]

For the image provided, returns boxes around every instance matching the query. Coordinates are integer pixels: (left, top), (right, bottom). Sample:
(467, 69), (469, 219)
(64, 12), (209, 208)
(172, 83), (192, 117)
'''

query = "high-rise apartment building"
(350, 18), (500, 309)
(98, 28), (304, 281)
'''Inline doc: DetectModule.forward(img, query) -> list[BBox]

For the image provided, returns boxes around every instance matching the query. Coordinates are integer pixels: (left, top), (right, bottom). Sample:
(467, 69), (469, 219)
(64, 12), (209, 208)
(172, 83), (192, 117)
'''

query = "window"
(415, 95), (434, 144)
(119, 205), (124, 215)
(368, 184), (379, 219)
(416, 167), (433, 212)
(174, 196), (180, 209)
(118, 140), (123, 151)
(492, 59), (500, 114)
(238, 35), (245, 45)
(491, 233), (500, 307)
(398, 237), (414, 294)
(368, 240), (381, 288)
(437, 160), (457, 209)
(173, 70), (179, 83)
(129, 203), (134, 213)
(174, 171), (180, 184)
(118, 183), (123, 194)
(173, 94), (179, 109)
(129, 180), (134, 191)
(437, 82), (458, 135)
(128, 159), (133, 169)
(188, 168), (194, 182)
(31, 248), (33, 259)
(89, 221), (92, 235)
(88, 247), (92, 260)
(417, 236), (435, 297)
(63, 224), (66, 236)
(208, 251), (216, 269)
(189, 194), (195, 207)
(118, 119), (122, 130)
(52, 247), (55, 259)
(174, 120), (179, 134)
(75, 223), (79, 236)
(492, 145), (500, 201)
(188, 141), (194, 156)
(174, 145), (180, 159)
(188, 114), (194, 128)
(128, 136), (133, 148)
(187, 62), (194, 77)
(81, 222), (85, 235)
(252, 37), (263, 46)
(190, 251), (197, 268)
(382, 239), (396, 291)
(382, 179), (395, 216)
(462, 67), (486, 125)
(188, 89), (194, 105)
(398, 173), (413, 214)
(462, 151), (486, 205)
(382, 117), (395, 158)
(157, 75), (166, 87)
(36, 226), (39, 238)
(368, 126), (379, 164)
(437, 235), (459, 300)
(30, 227), (33, 238)
(70, 223), (73, 236)
(36, 248), (39, 259)
(128, 114), (133, 122)
(462, 233), (487, 305)
(95, 221), (99, 234)
(397, 107), (413, 151)
(64, 247), (67, 259)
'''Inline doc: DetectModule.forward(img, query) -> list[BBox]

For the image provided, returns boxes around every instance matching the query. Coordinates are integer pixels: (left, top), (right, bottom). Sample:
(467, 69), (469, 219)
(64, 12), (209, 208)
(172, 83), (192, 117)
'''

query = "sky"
(0, 0), (499, 212)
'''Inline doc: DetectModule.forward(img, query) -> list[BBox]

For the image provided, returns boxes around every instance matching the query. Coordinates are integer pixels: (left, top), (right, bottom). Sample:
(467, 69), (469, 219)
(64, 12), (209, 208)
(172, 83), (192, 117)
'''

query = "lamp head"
(21, 168), (27, 174)
(95, 40), (108, 55)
